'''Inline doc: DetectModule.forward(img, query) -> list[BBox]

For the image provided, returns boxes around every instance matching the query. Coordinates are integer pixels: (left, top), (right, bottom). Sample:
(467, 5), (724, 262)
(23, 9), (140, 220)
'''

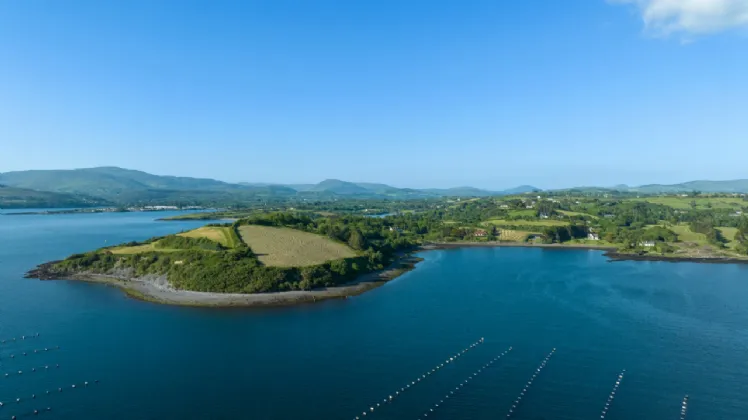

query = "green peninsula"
(28, 213), (419, 303)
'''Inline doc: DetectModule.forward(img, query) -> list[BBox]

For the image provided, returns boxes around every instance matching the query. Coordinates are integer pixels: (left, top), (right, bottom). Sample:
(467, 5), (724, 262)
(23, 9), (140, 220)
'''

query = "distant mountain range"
(240, 178), (540, 197)
(0, 166), (746, 208)
(0, 167), (538, 207)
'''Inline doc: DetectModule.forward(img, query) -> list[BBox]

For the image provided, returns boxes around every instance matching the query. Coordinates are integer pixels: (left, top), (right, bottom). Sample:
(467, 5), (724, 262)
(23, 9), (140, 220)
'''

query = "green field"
(634, 196), (745, 210)
(109, 243), (161, 254)
(717, 227), (739, 249)
(507, 209), (536, 218)
(178, 226), (238, 248)
(109, 226), (235, 254)
(237, 225), (356, 267)
(484, 219), (569, 227)
(669, 224), (708, 244)
(557, 210), (595, 218)
(498, 229), (534, 242)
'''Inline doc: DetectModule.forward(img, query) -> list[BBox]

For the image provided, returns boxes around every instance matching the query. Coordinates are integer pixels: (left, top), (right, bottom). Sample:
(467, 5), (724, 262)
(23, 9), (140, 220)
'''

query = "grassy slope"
(668, 224), (708, 244)
(178, 226), (238, 248)
(484, 219), (569, 227)
(634, 196), (744, 210)
(717, 227), (739, 249)
(498, 229), (534, 241)
(108, 226), (237, 254)
(507, 209), (536, 217)
(237, 225), (356, 267)
(558, 210), (596, 218)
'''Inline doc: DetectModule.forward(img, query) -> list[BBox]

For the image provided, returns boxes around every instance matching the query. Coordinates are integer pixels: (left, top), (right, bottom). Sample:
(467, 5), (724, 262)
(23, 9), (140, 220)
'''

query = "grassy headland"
(28, 213), (419, 299)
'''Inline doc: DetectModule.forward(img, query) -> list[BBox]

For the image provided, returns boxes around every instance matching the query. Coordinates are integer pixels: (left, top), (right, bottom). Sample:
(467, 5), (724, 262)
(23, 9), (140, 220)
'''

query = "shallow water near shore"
(1, 212), (748, 419)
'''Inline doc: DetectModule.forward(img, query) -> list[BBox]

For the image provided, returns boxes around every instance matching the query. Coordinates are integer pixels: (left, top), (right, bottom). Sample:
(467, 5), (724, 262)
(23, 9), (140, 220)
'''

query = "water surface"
(1, 212), (747, 419)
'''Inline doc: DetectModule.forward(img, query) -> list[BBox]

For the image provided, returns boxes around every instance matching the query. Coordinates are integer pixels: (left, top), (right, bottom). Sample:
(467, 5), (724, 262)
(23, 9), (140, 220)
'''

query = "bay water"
(1, 212), (747, 419)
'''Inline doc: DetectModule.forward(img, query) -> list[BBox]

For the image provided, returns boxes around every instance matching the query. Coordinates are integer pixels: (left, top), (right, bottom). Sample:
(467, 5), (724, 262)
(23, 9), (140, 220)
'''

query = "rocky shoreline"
(25, 256), (423, 308)
(603, 251), (748, 264)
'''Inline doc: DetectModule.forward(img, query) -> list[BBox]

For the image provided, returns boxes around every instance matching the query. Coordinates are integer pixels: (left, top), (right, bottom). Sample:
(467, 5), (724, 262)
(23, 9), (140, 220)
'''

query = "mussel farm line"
(415, 347), (513, 419)
(351, 337), (486, 419)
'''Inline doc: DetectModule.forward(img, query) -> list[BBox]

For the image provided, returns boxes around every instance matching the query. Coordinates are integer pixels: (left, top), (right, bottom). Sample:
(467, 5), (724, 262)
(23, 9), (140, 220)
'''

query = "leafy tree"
(348, 229), (367, 250)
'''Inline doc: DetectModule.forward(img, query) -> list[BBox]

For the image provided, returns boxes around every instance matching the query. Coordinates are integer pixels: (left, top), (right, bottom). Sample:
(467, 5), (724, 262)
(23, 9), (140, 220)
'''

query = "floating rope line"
(416, 347), (513, 419)
(680, 395), (689, 420)
(600, 370), (625, 419)
(352, 337), (486, 419)
(505, 348), (556, 419)
(2, 364), (60, 378)
(0, 380), (99, 409)
(0, 335), (40, 346)
(5, 406), (54, 420)
(0, 347), (60, 361)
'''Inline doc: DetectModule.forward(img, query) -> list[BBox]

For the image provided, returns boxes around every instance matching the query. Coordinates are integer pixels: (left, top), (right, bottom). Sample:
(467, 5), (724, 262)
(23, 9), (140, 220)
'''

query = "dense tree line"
(540, 225), (588, 243)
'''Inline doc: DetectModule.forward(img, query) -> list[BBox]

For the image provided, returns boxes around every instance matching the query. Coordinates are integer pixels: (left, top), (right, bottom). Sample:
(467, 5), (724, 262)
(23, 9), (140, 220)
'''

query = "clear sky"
(1, 0), (746, 190)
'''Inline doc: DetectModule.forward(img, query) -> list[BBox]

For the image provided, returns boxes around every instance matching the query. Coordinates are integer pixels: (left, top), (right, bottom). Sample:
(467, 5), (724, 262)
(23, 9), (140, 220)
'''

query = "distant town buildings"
(144, 206), (179, 210)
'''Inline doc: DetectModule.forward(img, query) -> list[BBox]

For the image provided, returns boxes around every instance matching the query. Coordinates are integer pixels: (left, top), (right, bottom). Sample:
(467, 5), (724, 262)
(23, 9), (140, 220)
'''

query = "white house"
(587, 233), (600, 241)
(640, 241), (656, 247)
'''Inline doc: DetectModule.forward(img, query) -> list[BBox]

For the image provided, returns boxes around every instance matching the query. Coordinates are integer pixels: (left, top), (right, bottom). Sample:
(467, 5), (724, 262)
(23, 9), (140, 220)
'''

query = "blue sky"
(1, 0), (746, 189)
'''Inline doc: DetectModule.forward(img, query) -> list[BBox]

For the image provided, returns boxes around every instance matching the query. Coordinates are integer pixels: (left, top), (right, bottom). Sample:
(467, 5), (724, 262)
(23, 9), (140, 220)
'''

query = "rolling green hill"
(0, 167), (297, 204)
(0, 185), (110, 209)
(630, 180), (748, 194)
(307, 179), (372, 195)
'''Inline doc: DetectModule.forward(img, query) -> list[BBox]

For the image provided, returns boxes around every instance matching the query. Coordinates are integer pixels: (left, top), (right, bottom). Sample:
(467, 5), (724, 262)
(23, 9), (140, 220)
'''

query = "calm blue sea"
(1, 211), (747, 419)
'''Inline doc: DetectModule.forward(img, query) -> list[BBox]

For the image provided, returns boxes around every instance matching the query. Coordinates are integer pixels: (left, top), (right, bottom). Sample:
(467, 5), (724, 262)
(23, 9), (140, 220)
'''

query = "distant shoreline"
(422, 241), (748, 264)
(3, 208), (209, 216)
(421, 241), (616, 251)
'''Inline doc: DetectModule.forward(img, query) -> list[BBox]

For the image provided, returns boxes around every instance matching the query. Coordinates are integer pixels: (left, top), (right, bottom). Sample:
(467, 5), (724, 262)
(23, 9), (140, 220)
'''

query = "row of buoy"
(0, 334), (40, 345)
(2, 365), (59, 378)
(0, 347), (59, 361)
(680, 395), (689, 420)
(416, 347), (513, 419)
(6, 406), (53, 419)
(600, 370), (625, 419)
(0, 380), (98, 408)
(352, 337), (486, 419)
(506, 348), (556, 418)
